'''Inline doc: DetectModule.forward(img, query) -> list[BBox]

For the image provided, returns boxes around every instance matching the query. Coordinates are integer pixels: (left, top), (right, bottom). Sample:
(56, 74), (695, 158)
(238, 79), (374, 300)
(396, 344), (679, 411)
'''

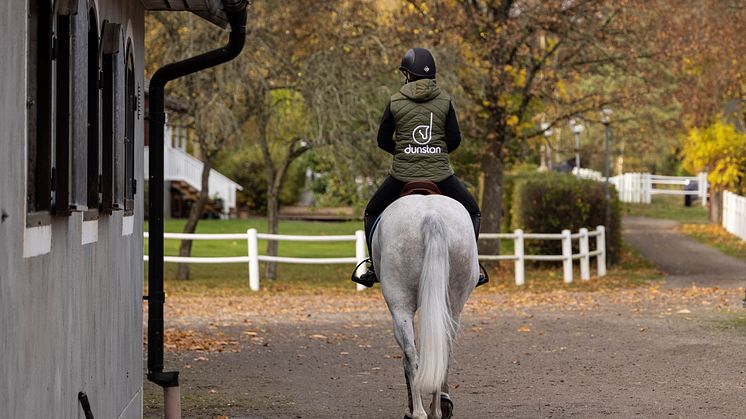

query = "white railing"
(723, 191), (746, 241)
(479, 226), (606, 285)
(144, 226), (607, 290)
(609, 172), (708, 206)
(144, 230), (368, 292)
(573, 167), (604, 181)
(144, 135), (242, 217)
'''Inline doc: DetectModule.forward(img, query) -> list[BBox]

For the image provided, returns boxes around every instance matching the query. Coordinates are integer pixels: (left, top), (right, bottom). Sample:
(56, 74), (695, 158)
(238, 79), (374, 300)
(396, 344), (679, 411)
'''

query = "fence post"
(699, 172), (708, 207)
(596, 225), (607, 277)
(247, 228), (260, 291)
(514, 229), (525, 286)
(562, 229), (573, 284)
(579, 228), (590, 281)
(355, 230), (367, 292)
(644, 172), (652, 204)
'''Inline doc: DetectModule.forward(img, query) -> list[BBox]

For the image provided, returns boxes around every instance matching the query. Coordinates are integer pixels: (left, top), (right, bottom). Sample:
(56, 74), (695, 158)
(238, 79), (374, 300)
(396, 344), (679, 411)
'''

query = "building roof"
(140, 0), (231, 27)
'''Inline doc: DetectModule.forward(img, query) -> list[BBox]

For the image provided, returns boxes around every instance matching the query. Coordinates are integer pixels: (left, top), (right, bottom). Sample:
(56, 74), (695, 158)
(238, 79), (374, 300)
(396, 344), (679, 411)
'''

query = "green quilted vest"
(388, 79), (454, 182)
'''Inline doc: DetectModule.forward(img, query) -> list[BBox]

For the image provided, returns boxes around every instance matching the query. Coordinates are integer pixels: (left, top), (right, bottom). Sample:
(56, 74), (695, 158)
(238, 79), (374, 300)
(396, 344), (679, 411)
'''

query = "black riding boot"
(473, 214), (489, 287)
(351, 214), (379, 287)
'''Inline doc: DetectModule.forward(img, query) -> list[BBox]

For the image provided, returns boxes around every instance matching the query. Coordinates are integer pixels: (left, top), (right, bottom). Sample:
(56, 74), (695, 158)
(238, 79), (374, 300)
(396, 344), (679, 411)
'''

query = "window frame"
(123, 40), (136, 215)
(100, 20), (122, 214)
(26, 0), (54, 227)
(84, 5), (101, 221)
(53, 11), (72, 216)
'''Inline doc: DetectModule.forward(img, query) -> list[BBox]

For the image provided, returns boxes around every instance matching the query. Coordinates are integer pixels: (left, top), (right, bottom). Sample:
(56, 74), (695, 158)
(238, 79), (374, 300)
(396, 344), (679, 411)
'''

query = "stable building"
(0, 1), (247, 417)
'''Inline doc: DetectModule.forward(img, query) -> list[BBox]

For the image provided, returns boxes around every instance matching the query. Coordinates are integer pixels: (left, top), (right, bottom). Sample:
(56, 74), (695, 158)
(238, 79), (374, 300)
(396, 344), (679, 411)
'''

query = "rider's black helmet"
(399, 48), (436, 80)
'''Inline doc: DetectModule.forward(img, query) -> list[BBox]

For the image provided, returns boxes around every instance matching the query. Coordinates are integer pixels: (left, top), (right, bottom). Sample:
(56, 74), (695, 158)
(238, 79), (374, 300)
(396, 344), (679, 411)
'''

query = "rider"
(352, 47), (488, 288)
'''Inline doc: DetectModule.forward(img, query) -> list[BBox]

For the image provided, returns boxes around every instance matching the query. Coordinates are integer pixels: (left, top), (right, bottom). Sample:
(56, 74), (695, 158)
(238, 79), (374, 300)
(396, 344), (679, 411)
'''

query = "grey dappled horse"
(373, 194), (479, 419)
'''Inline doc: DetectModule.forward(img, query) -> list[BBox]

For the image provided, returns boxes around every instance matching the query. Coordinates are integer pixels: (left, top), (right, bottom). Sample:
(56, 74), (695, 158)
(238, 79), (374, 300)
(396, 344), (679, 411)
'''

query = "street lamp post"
(540, 122), (553, 171)
(600, 108), (613, 233)
(570, 119), (584, 170)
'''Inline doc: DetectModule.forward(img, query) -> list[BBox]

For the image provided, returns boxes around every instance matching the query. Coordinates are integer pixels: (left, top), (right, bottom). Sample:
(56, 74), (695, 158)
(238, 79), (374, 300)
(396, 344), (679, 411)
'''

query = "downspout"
(145, 1), (247, 416)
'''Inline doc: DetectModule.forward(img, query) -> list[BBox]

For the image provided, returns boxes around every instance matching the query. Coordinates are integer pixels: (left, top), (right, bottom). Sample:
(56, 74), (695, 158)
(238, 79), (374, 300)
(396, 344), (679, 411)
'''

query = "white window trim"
(23, 224), (52, 258)
(82, 216), (98, 245)
(122, 214), (134, 236)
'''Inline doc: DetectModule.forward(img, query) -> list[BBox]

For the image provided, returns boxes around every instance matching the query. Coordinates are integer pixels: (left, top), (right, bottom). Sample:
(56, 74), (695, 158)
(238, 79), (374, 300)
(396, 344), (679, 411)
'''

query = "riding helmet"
(399, 48), (436, 79)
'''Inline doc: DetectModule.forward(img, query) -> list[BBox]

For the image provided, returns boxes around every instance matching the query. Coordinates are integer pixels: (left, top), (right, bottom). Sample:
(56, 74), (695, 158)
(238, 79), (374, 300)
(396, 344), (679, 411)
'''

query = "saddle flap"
(400, 180), (441, 197)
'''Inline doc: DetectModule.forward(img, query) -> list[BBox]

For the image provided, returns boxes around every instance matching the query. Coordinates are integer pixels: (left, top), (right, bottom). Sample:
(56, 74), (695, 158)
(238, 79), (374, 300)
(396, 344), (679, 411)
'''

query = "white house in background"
(0, 1), (241, 417)
(144, 117), (243, 219)
(143, 85), (243, 219)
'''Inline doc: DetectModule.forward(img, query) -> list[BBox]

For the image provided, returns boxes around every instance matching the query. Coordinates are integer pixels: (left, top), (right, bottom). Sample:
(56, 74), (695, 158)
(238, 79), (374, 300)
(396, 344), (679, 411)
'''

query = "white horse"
(372, 194), (479, 419)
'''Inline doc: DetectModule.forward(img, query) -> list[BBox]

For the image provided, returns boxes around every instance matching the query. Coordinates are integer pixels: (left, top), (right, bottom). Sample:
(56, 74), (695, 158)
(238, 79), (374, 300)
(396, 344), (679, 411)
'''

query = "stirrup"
(476, 263), (489, 287)
(351, 259), (378, 287)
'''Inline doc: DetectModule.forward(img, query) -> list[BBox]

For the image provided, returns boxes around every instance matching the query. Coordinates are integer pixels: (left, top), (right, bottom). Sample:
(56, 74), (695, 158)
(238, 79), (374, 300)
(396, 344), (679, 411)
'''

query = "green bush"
(511, 172), (621, 264)
(501, 166), (539, 232)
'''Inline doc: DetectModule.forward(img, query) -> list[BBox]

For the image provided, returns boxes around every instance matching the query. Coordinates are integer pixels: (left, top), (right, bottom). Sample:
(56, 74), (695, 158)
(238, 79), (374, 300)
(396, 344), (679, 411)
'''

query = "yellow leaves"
(514, 68), (527, 88)
(682, 120), (746, 192)
(555, 80), (568, 100)
(157, 328), (240, 353)
(506, 115), (520, 127)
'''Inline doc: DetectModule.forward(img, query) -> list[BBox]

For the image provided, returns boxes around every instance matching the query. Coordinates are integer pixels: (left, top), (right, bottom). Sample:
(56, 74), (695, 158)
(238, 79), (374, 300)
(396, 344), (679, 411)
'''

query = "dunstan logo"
(412, 112), (433, 145)
(406, 112), (441, 154)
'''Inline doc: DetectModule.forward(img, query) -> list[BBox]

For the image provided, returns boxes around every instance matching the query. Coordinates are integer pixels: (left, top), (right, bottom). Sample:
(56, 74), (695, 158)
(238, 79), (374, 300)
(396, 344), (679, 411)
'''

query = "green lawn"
(622, 195), (708, 223)
(144, 218), (366, 293)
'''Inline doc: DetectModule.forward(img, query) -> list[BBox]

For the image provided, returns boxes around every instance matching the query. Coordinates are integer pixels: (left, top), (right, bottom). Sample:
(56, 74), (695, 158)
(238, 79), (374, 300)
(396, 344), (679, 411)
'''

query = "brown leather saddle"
(400, 180), (441, 197)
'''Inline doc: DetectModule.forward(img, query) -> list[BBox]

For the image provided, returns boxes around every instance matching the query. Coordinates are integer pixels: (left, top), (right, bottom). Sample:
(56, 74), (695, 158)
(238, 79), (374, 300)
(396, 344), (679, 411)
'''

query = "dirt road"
(144, 217), (746, 418)
(623, 216), (746, 288)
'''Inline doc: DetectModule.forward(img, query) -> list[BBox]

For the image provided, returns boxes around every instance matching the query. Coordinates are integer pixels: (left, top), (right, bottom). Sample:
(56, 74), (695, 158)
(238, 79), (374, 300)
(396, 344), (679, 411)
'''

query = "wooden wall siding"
(1, 1), (145, 417)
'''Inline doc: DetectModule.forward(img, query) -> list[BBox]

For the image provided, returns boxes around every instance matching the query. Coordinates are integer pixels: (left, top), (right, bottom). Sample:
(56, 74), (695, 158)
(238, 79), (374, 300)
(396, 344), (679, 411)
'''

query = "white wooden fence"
(144, 226), (607, 290)
(723, 191), (746, 241)
(609, 172), (708, 206)
(479, 226), (606, 285)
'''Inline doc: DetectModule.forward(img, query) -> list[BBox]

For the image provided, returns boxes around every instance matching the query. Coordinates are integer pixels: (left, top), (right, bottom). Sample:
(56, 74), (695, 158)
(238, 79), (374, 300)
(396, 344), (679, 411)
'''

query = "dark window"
(53, 12), (72, 215)
(124, 42), (136, 214)
(26, 0), (54, 227)
(85, 7), (101, 220)
(100, 21), (121, 213)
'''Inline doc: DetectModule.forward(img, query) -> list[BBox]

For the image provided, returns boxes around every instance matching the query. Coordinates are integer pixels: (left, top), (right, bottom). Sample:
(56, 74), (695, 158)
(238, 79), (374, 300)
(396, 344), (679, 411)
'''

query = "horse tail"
(415, 212), (456, 394)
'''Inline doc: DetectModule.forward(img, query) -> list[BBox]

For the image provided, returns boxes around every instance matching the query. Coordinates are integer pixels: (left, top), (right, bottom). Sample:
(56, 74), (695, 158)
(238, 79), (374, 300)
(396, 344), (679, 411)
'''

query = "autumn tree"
(146, 11), (244, 280)
(397, 1), (655, 255)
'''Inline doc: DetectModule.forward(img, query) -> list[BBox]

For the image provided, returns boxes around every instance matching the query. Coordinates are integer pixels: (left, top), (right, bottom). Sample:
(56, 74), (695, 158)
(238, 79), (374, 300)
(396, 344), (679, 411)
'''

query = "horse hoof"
(441, 394), (454, 419)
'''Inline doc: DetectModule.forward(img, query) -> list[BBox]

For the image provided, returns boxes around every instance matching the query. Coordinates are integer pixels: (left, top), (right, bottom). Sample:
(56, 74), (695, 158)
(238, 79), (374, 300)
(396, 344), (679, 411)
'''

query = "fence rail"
(609, 172), (708, 205)
(144, 226), (607, 290)
(723, 190), (746, 241)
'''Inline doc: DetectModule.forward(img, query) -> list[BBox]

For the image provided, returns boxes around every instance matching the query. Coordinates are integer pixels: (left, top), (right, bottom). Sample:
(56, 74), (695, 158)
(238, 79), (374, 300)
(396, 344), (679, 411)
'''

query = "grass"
(144, 217), (366, 295)
(622, 195), (708, 223)
(145, 218), (362, 258)
(478, 243), (660, 294)
(143, 217), (661, 296)
(680, 223), (746, 264)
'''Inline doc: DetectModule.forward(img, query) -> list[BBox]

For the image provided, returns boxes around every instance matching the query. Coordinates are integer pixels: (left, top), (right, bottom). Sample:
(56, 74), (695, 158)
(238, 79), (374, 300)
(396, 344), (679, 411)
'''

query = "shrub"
(511, 172), (621, 264)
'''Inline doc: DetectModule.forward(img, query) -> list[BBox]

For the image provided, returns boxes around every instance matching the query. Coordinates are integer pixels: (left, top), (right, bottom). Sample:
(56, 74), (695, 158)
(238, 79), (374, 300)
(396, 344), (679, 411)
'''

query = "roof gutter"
(145, 0), (248, 395)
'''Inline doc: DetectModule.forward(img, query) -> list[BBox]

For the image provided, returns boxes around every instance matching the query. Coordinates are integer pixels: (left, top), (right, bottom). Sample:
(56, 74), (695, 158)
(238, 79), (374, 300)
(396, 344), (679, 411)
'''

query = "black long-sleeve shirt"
(376, 102), (462, 155)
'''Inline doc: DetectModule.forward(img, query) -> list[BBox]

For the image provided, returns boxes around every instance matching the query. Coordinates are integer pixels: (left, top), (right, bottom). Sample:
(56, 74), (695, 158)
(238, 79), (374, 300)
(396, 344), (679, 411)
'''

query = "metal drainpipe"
(145, 1), (247, 417)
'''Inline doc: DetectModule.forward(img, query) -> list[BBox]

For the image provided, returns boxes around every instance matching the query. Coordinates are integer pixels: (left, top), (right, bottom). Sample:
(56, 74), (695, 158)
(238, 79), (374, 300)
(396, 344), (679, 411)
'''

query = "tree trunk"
(479, 136), (505, 259)
(264, 188), (280, 280)
(709, 188), (722, 224)
(176, 160), (212, 280)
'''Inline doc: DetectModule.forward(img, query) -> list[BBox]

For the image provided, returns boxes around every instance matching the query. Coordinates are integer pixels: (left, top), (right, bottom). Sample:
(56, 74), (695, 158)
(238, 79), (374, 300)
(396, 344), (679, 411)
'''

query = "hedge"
(511, 172), (621, 264)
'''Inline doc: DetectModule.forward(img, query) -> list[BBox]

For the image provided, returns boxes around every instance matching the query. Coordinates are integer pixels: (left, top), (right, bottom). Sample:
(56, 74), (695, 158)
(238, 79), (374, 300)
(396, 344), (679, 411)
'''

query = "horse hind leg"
(427, 375), (453, 419)
(391, 310), (428, 419)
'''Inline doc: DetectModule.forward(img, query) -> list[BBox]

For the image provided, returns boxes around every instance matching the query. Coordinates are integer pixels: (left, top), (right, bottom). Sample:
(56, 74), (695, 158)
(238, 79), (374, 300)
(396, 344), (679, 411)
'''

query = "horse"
(372, 194), (479, 419)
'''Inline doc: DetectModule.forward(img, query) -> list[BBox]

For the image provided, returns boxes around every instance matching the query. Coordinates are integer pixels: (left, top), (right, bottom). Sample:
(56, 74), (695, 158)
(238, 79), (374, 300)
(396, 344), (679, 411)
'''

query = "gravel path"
(143, 216), (746, 418)
(623, 216), (746, 288)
